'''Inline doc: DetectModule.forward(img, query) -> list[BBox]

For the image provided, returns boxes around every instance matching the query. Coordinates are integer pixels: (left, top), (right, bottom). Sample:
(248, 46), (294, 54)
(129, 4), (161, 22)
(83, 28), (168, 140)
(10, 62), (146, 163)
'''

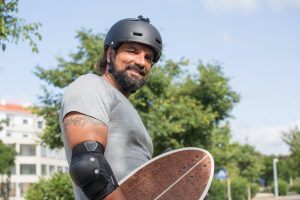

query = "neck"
(102, 71), (131, 98)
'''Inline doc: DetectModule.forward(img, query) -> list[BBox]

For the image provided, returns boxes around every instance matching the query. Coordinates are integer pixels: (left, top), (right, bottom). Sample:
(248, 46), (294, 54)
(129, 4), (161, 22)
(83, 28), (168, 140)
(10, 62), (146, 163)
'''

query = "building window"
(49, 165), (55, 176)
(37, 121), (43, 129)
(19, 183), (32, 197)
(23, 119), (28, 124)
(41, 164), (47, 176)
(6, 117), (10, 126)
(40, 145), (48, 157)
(57, 166), (63, 172)
(20, 164), (36, 175)
(20, 144), (36, 156)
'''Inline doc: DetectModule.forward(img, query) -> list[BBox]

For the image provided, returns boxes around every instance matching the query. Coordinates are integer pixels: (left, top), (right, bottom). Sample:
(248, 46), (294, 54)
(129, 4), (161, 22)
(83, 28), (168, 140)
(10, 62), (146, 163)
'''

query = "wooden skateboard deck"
(119, 148), (214, 200)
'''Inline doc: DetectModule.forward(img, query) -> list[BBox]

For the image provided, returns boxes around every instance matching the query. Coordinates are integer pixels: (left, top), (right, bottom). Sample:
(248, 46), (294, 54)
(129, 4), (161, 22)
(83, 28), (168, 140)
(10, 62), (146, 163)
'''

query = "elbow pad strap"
(69, 141), (118, 200)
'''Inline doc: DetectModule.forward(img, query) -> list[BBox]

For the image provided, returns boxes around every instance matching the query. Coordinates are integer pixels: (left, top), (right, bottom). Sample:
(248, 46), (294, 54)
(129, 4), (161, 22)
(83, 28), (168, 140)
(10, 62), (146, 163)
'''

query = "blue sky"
(1, 0), (299, 155)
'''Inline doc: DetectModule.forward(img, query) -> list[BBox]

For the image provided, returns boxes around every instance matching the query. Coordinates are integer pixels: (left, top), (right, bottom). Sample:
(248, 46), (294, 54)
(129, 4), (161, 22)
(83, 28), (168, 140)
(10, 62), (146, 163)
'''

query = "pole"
(273, 158), (279, 199)
(227, 178), (232, 200)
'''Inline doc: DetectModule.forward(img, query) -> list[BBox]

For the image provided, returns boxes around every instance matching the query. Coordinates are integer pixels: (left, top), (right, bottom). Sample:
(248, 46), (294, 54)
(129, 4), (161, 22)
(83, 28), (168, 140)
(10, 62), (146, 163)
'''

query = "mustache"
(126, 64), (145, 76)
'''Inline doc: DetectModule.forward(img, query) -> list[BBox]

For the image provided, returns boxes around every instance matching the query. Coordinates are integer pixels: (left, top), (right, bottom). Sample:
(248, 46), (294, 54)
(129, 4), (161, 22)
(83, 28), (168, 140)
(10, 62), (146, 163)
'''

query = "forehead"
(119, 42), (154, 55)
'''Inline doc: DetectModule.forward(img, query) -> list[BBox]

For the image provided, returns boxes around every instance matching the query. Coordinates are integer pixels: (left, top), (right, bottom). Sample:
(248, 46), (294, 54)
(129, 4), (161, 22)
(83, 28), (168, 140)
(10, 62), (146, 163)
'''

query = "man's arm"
(64, 111), (125, 200)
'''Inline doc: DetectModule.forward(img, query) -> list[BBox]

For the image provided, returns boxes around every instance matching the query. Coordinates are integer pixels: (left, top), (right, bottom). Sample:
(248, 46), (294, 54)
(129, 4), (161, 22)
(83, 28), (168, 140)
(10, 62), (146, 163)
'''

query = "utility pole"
(273, 158), (279, 199)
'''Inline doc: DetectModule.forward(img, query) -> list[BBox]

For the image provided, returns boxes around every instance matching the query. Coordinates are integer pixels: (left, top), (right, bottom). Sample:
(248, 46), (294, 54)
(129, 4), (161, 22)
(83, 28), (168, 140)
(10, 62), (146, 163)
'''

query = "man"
(59, 15), (162, 200)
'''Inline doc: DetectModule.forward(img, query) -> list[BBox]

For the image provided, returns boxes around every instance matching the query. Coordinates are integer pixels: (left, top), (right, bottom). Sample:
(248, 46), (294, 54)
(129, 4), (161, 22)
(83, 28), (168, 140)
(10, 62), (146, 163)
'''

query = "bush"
(207, 179), (227, 200)
(250, 183), (259, 198)
(208, 177), (259, 200)
(271, 179), (289, 196)
(231, 177), (248, 200)
(290, 178), (300, 194)
(289, 183), (300, 194)
(25, 172), (74, 200)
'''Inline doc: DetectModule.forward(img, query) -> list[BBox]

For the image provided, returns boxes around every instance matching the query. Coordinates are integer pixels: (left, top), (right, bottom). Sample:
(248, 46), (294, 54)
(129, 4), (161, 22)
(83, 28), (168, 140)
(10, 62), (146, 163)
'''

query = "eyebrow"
(127, 44), (153, 54)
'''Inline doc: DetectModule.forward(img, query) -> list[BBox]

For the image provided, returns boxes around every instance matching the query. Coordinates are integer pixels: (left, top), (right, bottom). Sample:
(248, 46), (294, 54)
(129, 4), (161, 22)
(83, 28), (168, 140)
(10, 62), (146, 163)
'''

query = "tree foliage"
(0, 140), (16, 199)
(34, 30), (239, 156)
(233, 144), (264, 182)
(34, 30), (103, 148)
(25, 172), (74, 200)
(282, 126), (300, 171)
(32, 29), (269, 200)
(130, 61), (240, 155)
(0, 0), (41, 52)
(0, 140), (16, 175)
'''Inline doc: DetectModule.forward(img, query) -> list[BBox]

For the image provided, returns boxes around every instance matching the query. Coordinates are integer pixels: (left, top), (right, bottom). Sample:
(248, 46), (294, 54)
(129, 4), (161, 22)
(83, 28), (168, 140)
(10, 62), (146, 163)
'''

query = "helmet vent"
(156, 39), (162, 44)
(133, 32), (143, 37)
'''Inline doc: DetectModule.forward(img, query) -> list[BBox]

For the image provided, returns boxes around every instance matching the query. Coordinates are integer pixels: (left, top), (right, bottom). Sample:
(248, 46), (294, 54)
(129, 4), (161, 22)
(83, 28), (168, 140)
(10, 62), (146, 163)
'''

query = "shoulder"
(63, 73), (119, 108)
(71, 73), (104, 87)
(65, 73), (109, 94)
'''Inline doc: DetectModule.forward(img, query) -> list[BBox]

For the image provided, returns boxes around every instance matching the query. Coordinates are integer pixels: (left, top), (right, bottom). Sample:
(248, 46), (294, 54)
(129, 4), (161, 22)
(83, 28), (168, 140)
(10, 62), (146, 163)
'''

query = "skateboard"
(119, 148), (214, 200)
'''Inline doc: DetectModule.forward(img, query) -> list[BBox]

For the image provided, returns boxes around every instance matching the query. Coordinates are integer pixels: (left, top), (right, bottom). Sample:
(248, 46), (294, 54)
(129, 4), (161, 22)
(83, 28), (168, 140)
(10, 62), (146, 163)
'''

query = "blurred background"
(0, 0), (299, 199)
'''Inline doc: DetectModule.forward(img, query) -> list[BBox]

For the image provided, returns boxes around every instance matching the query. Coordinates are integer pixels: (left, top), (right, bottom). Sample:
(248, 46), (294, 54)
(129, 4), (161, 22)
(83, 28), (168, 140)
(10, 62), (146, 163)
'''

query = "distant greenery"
(25, 172), (74, 200)
(0, 0), (41, 52)
(209, 178), (259, 200)
(0, 140), (16, 200)
(282, 126), (300, 175)
(31, 29), (300, 199)
(271, 179), (289, 196)
(33, 30), (240, 155)
(289, 178), (300, 194)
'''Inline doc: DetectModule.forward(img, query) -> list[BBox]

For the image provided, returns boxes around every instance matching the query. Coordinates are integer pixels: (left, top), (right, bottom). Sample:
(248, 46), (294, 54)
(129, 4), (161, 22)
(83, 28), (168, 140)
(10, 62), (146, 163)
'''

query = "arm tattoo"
(64, 114), (106, 128)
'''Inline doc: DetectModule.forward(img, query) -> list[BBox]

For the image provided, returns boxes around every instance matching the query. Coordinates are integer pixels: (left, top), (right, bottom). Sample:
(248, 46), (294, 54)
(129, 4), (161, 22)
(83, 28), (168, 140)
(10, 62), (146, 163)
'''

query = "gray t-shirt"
(59, 73), (153, 199)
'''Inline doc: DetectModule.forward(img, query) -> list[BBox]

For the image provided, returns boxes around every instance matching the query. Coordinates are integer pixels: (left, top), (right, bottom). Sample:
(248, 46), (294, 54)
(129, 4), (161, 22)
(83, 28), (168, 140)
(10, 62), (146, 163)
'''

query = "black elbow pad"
(69, 141), (118, 200)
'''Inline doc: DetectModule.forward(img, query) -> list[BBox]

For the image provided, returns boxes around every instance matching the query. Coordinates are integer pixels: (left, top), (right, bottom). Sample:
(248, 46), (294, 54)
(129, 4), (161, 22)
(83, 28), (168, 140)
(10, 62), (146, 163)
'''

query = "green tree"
(130, 61), (240, 155)
(0, 119), (7, 131)
(25, 172), (74, 200)
(282, 126), (300, 173)
(33, 29), (244, 199)
(0, 140), (16, 200)
(34, 29), (103, 148)
(261, 155), (298, 187)
(235, 144), (264, 183)
(0, 0), (41, 52)
(34, 30), (240, 155)
(261, 155), (276, 186)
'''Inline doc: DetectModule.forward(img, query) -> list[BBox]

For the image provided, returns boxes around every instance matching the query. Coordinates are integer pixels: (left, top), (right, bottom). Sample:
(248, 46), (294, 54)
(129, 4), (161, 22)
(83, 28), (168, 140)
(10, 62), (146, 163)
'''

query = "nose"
(134, 52), (146, 67)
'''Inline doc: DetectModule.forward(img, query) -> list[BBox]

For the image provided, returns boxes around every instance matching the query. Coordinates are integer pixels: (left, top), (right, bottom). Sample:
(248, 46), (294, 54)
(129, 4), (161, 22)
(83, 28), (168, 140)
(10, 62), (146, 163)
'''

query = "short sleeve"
(60, 74), (113, 125)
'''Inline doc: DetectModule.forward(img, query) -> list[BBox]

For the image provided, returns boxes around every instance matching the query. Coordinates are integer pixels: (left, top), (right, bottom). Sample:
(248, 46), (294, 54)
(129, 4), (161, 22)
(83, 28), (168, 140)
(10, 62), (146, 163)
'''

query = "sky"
(1, 0), (299, 155)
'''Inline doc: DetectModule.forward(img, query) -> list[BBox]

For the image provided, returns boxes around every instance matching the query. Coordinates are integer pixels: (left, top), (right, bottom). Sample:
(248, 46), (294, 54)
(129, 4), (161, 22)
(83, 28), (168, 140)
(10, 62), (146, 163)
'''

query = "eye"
(126, 48), (138, 54)
(145, 54), (154, 63)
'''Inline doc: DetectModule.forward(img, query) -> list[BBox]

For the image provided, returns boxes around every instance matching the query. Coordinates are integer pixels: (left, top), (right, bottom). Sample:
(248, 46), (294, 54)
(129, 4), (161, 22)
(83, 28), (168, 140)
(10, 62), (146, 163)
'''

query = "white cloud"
(231, 120), (300, 155)
(267, 0), (300, 10)
(199, 0), (300, 12)
(200, 0), (260, 12)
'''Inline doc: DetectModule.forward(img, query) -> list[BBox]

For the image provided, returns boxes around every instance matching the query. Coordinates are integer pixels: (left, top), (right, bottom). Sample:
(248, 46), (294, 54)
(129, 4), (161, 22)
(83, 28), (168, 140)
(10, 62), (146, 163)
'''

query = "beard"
(109, 63), (146, 94)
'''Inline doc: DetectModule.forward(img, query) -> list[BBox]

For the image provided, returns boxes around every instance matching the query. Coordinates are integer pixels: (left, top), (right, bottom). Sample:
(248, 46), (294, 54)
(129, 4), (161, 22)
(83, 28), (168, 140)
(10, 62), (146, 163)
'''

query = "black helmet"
(104, 15), (162, 63)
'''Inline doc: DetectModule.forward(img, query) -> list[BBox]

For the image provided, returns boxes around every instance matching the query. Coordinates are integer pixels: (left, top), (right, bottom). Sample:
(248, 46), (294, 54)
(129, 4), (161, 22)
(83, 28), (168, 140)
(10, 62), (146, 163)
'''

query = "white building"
(0, 101), (68, 200)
